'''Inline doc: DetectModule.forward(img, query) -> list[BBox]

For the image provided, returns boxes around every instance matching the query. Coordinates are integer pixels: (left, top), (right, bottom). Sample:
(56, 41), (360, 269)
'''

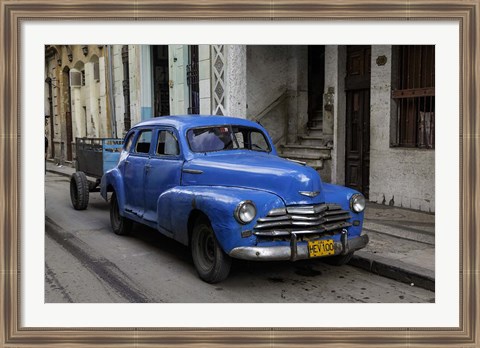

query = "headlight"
(234, 201), (256, 224)
(350, 194), (366, 213)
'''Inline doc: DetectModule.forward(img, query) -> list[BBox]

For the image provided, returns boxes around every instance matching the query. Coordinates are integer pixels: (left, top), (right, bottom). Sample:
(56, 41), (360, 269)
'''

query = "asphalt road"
(45, 172), (435, 303)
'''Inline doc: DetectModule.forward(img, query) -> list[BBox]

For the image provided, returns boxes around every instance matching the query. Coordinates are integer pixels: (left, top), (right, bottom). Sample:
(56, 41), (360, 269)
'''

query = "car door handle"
(182, 168), (203, 174)
(145, 164), (152, 172)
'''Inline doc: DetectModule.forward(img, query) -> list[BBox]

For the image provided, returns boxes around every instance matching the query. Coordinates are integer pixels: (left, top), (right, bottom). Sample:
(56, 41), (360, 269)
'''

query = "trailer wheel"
(70, 171), (89, 210)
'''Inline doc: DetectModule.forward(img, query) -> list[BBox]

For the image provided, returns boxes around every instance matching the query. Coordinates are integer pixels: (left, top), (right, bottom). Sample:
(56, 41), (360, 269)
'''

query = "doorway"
(152, 45), (170, 116)
(62, 67), (73, 162)
(345, 46), (371, 197)
(308, 45), (325, 124)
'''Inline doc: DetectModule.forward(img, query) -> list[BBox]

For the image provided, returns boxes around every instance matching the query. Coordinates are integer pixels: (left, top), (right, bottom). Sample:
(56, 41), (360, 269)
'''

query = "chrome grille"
(254, 203), (352, 238)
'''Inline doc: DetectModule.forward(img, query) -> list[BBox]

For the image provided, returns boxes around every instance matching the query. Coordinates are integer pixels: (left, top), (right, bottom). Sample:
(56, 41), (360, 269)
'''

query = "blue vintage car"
(100, 116), (368, 283)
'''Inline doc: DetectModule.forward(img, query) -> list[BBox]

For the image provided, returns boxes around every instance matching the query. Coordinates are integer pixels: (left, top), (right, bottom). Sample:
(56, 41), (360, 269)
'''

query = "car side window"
(124, 132), (135, 152)
(134, 130), (152, 154)
(156, 130), (179, 156)
(250, 131), (269, 151)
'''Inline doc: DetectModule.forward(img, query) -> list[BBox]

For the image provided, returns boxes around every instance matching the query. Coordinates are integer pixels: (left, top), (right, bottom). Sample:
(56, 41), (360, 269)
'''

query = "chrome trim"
(254, 203), (351, 235)
(349, 193), (366, 213)
(253, 221), (352, 236)
(285, 158), (307, 166)
(182, 168), (203, 174)
(299, 191), (320, 198)
(229, 234), (369, 261)
(234, 200), (256, 224)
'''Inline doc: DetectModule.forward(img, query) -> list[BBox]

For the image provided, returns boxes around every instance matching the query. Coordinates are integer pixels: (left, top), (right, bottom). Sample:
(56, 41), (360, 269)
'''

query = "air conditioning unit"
(70, 71), (82, 87)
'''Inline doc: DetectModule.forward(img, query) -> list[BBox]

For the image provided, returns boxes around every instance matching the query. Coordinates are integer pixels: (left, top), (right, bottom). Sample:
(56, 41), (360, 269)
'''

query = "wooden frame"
(1, 0), (479, 346)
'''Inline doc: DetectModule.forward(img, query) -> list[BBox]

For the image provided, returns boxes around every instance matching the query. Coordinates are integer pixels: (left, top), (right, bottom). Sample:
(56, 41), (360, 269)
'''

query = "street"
(45, 171), (435, 303)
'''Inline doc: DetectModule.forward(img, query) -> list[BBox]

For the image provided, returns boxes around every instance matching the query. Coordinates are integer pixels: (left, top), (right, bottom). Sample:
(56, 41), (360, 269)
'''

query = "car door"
(123, 128), (153, 217)
(143, 127), (183, 228)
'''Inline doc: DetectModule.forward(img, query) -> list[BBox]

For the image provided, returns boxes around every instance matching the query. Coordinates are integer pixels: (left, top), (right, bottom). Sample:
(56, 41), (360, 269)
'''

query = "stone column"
(286, 46), (308, 143)
(198, 45), (212, 114)
(226, 45), (247, 118)
(327, 45), (347, 185)
(211, 44), (247, 118)
(71, 84), (85, 138)
(139, 45), (153, 120)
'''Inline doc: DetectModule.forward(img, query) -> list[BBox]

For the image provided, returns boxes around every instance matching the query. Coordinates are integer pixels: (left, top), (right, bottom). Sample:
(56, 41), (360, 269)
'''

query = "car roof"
(131, 115), (264, 132)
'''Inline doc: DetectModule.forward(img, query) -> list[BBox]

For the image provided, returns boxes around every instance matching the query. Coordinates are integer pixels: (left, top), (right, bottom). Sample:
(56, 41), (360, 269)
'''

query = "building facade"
(45, 44), (435, 212)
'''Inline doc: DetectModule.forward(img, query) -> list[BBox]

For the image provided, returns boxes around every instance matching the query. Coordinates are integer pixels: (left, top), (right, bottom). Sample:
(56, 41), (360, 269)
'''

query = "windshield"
(187, 125), (271, 153)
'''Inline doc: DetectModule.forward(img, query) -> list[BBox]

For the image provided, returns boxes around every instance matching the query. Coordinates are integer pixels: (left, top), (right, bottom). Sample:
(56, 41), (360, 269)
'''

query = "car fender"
(156, 186), (285, 253)
(100, 169), (127, 214)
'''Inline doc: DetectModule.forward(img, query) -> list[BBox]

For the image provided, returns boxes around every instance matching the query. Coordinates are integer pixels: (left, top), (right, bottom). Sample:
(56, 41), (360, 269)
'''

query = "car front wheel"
(110, 191), (132, 236)
(191, 219), (231, 283)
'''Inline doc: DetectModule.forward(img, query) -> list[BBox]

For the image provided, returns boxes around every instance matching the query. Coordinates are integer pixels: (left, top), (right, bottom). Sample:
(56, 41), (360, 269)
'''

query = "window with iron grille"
(186, 45), (200, 115)
(392, 45), (435, 149)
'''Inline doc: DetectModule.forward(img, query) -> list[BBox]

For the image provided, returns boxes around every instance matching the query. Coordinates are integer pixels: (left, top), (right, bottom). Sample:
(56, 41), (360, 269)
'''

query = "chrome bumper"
(229, 233), (369, 261)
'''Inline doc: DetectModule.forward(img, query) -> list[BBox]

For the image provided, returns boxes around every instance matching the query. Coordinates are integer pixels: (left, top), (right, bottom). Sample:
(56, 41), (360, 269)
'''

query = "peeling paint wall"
(369, 45), (435, 212)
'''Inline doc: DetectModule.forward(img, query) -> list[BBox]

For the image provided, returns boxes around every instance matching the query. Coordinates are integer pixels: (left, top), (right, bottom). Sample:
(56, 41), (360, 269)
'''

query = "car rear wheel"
(323, 252), (354, 266)
(191, 218), (231, 283)
(110, 191), (132, 236)
(70, 171), (89, 210)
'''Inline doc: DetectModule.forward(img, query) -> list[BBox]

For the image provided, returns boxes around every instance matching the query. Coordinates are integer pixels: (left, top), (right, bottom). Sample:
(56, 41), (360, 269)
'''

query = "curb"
(46, 168), (73, 178)
(349, 253), (435, 292)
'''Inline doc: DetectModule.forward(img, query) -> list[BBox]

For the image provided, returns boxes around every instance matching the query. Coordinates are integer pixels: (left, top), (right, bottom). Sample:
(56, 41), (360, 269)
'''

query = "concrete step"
(281, 144), (332, 157)
(280, 152), (330, 160)
(307, 128), (323, 137)
(299, 135), (326, 146)
(308, 119), (323, 128)
(279, 149), (331, 170)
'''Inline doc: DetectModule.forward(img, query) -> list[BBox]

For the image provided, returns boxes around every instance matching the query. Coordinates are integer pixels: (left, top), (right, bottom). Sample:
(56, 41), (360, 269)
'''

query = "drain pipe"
(107, 45), (117, 138)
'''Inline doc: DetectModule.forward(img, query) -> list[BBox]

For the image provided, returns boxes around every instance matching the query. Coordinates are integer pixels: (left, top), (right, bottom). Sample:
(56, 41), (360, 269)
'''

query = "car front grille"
(253, 203), (352, 241)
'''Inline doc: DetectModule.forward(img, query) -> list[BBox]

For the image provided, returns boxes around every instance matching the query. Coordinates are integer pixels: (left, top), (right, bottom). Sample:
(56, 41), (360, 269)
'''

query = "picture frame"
(1, 0), (478, 346)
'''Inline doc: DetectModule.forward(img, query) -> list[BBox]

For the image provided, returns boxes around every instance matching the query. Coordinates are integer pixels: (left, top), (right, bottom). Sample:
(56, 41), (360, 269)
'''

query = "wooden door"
(345, 46), (371, 197)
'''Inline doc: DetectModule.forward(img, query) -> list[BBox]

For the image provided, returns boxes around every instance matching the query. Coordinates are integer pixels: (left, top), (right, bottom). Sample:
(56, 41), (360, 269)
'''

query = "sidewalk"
(46, 160), (435, 291)
(351, 203), (434, 291)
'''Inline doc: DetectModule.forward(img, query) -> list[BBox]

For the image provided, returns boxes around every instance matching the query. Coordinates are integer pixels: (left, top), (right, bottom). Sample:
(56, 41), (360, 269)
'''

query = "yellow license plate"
(308, 239), (335, 258)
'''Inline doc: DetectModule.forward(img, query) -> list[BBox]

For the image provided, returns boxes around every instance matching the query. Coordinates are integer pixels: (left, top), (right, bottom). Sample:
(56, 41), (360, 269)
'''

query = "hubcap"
(198, 227), (215, 269)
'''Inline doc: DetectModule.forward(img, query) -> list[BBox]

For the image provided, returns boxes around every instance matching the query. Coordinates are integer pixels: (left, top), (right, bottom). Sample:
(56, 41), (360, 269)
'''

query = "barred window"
(186, 45), (200, 115)
(392, 45), (435, 149)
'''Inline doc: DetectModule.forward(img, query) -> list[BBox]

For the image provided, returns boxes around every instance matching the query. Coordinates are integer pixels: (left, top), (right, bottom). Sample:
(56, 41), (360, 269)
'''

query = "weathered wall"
(45, 45), (107, 162)
(246, 46), (307, 145)
(112, 45), (126, 136)
(369, 45), (435, 212)
(226, 45), (247, 118)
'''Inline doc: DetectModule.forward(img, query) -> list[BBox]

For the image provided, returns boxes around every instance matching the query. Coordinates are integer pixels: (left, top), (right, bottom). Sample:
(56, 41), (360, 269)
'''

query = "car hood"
(181, 151), (325, 205)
